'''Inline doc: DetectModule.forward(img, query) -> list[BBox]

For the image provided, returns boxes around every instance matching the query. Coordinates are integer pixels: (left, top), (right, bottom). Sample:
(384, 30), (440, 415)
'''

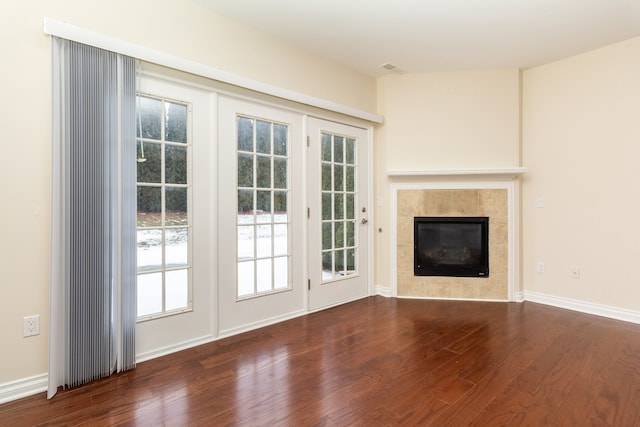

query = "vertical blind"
(49, 37), (136, 398)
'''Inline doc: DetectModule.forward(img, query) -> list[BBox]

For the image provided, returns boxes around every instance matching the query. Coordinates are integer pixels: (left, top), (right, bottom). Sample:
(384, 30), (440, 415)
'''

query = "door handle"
(361, 218), (368, 225)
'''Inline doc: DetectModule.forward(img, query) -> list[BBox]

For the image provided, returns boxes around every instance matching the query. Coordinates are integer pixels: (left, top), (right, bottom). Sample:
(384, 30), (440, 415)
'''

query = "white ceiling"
(196, 0), (640, 76)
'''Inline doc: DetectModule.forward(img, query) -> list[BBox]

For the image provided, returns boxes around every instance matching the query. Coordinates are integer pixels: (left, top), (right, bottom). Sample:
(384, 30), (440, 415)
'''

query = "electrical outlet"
(24, 315), (40, 337)
(569, 267), (581, 280)
(536, 262), (545, 273)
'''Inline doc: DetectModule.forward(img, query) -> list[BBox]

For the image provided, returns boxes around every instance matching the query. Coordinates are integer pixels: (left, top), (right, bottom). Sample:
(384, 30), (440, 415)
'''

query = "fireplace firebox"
(414, 217), (489, 277)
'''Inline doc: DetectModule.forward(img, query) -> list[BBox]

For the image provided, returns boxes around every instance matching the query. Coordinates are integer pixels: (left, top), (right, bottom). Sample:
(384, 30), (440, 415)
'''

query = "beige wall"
(0, 0), (375, 385)
(522, 36), (640, 311)
(374, 70), (521, 290)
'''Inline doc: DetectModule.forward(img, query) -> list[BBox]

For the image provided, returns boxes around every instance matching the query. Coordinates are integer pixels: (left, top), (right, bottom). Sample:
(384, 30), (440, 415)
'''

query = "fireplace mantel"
(387, 167), (527, 180)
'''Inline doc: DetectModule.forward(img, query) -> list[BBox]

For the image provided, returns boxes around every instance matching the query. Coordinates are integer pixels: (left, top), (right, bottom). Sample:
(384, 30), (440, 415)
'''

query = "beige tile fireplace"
(389, 168), (525, 301)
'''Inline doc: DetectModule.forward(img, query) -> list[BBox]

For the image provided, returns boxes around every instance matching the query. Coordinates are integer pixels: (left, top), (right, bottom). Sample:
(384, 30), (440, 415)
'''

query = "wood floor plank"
(2, 297), (640, 426)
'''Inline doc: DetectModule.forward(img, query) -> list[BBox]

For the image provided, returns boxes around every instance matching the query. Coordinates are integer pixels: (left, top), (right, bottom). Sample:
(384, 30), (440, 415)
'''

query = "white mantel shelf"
(387, 167), (528, 179)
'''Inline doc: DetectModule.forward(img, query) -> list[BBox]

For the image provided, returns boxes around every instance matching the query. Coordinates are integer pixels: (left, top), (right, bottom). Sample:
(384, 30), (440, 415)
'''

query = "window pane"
(166, 187), (188, 226)
(137, 141), (161, 183)
(165, 228), (188, 268)
(334, 136), (344, 163)
(322, 222), (332, 250)
(335, 221), (345, 248)
(322, 163), (332, 191)
(257, 224), (272, 258)
(345, 166), (355, 192)
(322, 193), (332, 220)
(137, 229), (162, 273)
(334, 193), (344, 220)
(256, 191), (271, 217)
(321, 133), (331, 161)
(346, 138), (355, 165)
(273, 224), (288, 256)
(274, 191), (287, 219)
(334, 164), (344, 191)
(346, 249), (356, 272)
(335, 249), (346, 274)
(165, 269), (188, 311)
(346, 194), (355, 220)
(237, 117), (254, 152)
(137, 186), (161, 227)
(137, 97), (161, 140)
(237, 261), (254, 297)
(274, 158), (287, 189)
(237, 153), (254, 188)
(322, 252), (333, 280)
(237, 225), (254, 260)
(274, 124), (287, 156)
(137, 272), (162, 316)
(274, 257), (288, 289)
(256, 156), (271, 188)
(165, 145), (187, 184)
(238, 189), (254, 216)
(165, 102), (187, 143)
(256, 259), (272, 293)
(256, 120), (271, 154)
(346, 221), (355, 247)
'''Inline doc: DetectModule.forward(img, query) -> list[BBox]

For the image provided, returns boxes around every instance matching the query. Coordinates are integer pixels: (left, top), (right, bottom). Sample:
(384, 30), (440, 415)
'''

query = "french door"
(307, 118), (370, 311)
(218, 96), (305, 334)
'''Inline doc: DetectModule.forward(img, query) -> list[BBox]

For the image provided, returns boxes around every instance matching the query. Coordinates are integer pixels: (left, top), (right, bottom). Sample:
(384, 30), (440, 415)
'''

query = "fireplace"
(414, 216), (489, 278)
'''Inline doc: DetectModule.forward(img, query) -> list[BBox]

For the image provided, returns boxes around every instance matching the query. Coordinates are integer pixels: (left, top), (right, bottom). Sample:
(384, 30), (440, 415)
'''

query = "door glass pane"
(237, 261), (255, 297)
(345, 138), (355, 165)
(165, 102), (187, 143)
(334, 136), (344, 163)
(256, 259), (272, 293)
(237, 153), (254, 188)
(165, 269), (188, 311)
(273, 257), (288, 289)
(165, 145), (187, 184)
(137, 141), (161, 182)
(166, 187), (188, 226)
(237, 117), (254, 152)
(137, 273), (163, 316)
(238, 225), (254, 260)
(137, 229), (162, 272)
(137, 186), (161, 227)
(321, 133), (331, 161)
(256, 120), (271, 154)
(137, 97), (162, 140)
(273, 224), (287, 256)
(256, 225), (272, 258)
(274, 124), (287, 156)
(165, 228), (188, 268)
(256, 156), (271, 188)
(274, 158), (287, 189)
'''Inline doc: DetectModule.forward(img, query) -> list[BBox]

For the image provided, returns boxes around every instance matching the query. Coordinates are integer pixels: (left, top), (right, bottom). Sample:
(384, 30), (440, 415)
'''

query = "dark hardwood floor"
(2, 296), (640, 426)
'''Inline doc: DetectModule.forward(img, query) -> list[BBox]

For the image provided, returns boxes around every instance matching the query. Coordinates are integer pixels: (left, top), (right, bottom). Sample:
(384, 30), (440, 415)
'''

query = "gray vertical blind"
(49, 37), (136, 397)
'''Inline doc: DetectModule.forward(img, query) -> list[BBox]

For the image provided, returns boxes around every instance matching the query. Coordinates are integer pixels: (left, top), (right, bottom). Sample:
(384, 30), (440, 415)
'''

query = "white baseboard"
(136, 334), (218, 363)
(0, 373), (47, 405)
(375, 285), (391, 297)
(525, 291), (640, 324)
(217, 309), (307, 339)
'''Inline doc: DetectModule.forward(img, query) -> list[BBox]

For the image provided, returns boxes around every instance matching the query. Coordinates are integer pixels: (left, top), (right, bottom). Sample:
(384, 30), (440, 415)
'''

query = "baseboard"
(513, 290), (525, 302)
(136, 334), (218, 363)
(525, 291), (640, 324)
(375, 285), (391, 297)
(397, 295), (509, 302)
(217, 309), (307, 339)
(0, 373), (47, 405)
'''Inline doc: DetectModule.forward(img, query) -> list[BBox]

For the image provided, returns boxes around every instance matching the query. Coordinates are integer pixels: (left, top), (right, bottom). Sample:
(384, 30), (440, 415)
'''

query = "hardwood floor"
(2, 296), (640, 426)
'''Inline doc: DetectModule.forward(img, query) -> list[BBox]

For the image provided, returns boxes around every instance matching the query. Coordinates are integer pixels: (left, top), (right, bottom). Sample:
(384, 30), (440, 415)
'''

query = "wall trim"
(375, 285), (392, 297)
(0, 373), (48, 404)
(525, 291), (640, 324)
(43, 18), (383, 124)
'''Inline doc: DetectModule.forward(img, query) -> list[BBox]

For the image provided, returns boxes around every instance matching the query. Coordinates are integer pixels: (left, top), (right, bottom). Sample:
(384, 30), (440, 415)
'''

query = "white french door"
(307, 118), (370, 311)
(218, 96), (305, 334)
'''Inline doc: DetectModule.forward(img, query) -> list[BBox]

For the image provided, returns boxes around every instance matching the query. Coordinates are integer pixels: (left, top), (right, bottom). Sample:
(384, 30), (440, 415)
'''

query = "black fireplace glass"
(414, 217), (489, 277)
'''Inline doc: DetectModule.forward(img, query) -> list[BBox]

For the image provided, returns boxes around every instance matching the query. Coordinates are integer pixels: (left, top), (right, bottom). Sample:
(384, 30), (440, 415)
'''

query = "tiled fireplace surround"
(391, 172), (522, 301)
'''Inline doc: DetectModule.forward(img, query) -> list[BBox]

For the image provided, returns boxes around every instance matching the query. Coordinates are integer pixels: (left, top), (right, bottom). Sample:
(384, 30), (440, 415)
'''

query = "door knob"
(361, 218), (368, 225)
